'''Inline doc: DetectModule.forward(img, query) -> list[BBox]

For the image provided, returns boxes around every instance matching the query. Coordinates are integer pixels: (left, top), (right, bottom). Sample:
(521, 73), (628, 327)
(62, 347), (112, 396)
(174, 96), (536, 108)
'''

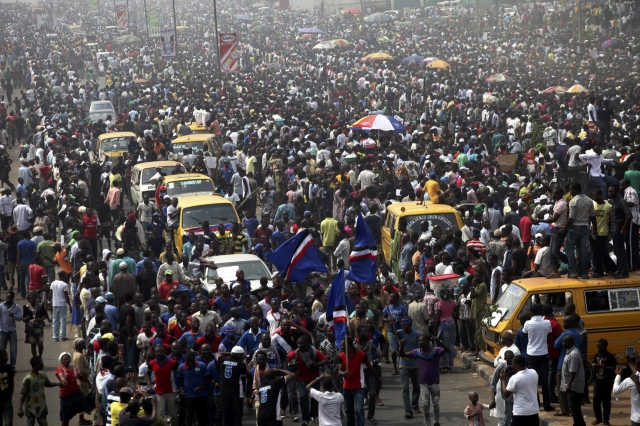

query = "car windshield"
(101, 137), (130, 151)
(167, 179), (214, 195)
(206, 260), (270, 281)
(191, 129), (209, 134)
(173, 142), (205, 155)
(90, 101), (113, 111)
(181, 204), (237, 228)
(405, 213), (459, 233)
(140, 166), (179, 184)
(89, 110), (115, 122)
(495, 284), (527, 320)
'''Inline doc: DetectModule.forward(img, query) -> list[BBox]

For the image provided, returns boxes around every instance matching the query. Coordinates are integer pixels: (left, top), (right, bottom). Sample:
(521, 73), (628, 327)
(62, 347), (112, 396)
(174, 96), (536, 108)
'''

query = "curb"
(455, 350), (563, 426)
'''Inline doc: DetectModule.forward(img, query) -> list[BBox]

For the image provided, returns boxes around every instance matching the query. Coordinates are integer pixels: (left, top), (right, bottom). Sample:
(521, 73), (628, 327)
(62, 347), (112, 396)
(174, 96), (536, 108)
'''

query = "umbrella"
(402, 54), (424, 64)
(331, 39), (350, 47)
(485, 73), (512, 83)
(114, 35), (141, 45)
(566, 84), (588, 93)
(133, 78), (148, 84)
(351, 114), (406, 133)
(312, 41), (335, 50)
(362, 52), (394, 62)
(250, 24), (274, 33)
(236, 15), (254, 22)
(422, 57), (440, 64)
(602, 39), (616, 49)
(341, 7), (360, 14)
(541, 86), (567, 94)
(300, 34), (315, 39)
(426, 59), (450, 69)
(298, 27), (325, 34)
(364, 12), (392, 22)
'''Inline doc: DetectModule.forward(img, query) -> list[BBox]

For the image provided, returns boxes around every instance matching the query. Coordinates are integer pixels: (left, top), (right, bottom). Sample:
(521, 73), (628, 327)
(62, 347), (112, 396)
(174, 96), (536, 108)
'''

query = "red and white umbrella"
(351, 114), (406, 132)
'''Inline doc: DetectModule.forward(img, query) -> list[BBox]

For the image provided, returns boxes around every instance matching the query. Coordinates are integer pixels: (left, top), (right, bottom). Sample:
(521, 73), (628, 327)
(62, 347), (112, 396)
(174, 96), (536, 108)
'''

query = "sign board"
(160, 27), (176, 59)
(115, 2), (128, 30)
(89, 0), (99, 14)
(147, 10), (161, 37)
(219, 33), (239, 73)
(496, 153), (519, 173)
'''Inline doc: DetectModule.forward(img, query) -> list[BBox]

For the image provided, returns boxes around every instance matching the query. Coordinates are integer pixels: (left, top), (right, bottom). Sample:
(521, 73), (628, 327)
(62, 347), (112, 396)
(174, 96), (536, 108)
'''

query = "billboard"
(160, 27), (176, 59)
(219, 33), (239, 73)
(147, 10), (161, 37)
(115, 1), (128, 30)
(88, 0), (99, 14)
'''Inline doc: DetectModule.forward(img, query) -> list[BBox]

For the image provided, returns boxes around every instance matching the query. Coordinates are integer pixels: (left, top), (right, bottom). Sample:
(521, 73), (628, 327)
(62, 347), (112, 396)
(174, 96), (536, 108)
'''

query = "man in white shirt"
(522, 303), (554, 411)
(494, 331), (521, 367)
(501, 355), (540, 426)
(309, 376), (344, 426)
(12, 198), (33, 232)
(613, 358), (640, 425)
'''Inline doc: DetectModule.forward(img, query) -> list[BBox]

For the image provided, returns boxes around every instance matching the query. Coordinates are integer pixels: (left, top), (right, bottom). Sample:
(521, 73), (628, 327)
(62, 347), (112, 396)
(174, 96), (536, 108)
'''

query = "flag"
(326, 268), (348, 348)
(346, 213), (378, 283)
(265, 229), (328, 282)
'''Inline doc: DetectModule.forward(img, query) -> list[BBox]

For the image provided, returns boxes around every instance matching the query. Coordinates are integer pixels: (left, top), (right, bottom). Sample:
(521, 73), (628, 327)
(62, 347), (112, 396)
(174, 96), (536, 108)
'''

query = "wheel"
(584, 359), (595, 386)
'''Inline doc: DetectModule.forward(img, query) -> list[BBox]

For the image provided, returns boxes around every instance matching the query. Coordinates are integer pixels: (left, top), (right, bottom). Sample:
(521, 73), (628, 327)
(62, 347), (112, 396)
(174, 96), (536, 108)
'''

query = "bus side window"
(389, 215), (397, 232)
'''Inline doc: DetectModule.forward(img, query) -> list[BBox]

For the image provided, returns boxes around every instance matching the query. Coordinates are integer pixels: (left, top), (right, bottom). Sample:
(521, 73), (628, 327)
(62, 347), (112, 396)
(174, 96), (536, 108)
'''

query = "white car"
(90, 100), (114, 113)
(202, 254), (277, 293)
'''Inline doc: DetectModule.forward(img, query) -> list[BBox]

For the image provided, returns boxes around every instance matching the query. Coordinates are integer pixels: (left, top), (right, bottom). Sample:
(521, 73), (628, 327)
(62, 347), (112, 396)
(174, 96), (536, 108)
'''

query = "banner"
(160, 27), (176, 59)
(115, 1), (128, 30)
(147, 10), (161, 37)
(88, 0), (99, 14)
(219, 33), (239, 73)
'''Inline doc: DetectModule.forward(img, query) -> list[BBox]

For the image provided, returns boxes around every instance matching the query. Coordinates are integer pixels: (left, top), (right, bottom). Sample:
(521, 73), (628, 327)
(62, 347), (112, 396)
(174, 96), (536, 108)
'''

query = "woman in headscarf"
(56, 351), (90, 426)
(72, 339), (92, 425)
(23, 292), (46, 357)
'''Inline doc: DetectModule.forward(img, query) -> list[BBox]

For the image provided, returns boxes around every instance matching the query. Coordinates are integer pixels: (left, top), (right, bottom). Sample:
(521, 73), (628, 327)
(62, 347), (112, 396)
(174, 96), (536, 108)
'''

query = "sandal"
(404, 412), (413, 419)
(391, 370), (399, 375)
(376, 398), (384, 406)
(368, 417), (378, 424)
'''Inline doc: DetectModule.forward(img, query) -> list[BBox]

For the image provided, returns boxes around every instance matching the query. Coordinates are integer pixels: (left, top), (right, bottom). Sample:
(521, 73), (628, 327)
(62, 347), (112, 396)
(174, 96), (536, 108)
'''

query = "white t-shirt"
(166, 205), (179, 227)
(506, 368), (540, 416)
(534, 247), (553, 277)
(50, 280), (69, 307)
(310, 388), (344, 426)
(522, 316), (551, 356)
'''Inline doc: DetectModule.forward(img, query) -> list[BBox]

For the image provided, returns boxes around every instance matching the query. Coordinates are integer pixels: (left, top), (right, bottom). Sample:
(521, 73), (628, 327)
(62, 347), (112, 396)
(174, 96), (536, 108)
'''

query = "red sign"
(116, 3), (128, 30)
(219, 33), (239, 73)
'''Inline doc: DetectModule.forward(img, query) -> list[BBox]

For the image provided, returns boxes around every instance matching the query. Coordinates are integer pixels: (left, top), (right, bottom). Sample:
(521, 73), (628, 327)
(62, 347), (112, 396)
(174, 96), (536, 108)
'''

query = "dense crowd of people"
(1, 0), (640, 425)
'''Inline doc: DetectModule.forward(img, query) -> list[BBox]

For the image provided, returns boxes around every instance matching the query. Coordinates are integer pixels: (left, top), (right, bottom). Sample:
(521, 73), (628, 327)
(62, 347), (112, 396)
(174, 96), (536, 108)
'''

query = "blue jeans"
(287, 377), (298, 416)
(18, 262), (29, 298)
(590, 175), (617, 199)
(420, 383), (440, 426)
(343, 388), (365, 426)
(527, 354), (551, 410)
(297, 380), (318, 422)
(400, 368), (420, 414)
(0, 399), (12, 426)
(550, 228), (568, 270)
(52, 305), (67, 340)
(123, 338), (137, 370)
(0, 330), (17, 367)
(566, 225), (590, 276)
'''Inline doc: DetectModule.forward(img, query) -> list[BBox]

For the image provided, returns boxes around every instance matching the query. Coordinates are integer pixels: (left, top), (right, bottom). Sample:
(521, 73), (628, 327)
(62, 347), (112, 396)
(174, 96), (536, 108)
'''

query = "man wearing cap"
(112, 262), (136, 307)
(156, 252), (187, 286)
(216, 345), (248, 426)
(103, 292), (120, 329)
(109, 248), (135, 289)
(158, 270), (179, 301)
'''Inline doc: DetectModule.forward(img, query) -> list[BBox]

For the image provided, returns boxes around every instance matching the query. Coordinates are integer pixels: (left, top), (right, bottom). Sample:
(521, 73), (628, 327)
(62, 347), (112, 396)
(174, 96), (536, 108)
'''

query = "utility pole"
(172, 0), (178, 61)
(143, 0), (149, 36)
(213, 0), (220, 73)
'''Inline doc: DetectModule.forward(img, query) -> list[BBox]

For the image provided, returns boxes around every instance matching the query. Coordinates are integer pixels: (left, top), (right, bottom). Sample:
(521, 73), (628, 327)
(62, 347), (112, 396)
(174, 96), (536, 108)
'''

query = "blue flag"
(326, 268), (348, 348)
(346, 213), (378, 283)
(264, 229), (328, 282)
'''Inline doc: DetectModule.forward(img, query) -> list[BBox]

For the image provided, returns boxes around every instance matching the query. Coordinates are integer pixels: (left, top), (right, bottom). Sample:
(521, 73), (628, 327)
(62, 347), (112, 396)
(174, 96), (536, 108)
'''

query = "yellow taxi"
(381, 201), (463, 265)
(484, 274), (640, 363)
(164, 174), (215, 199)
(171, 134), (221, 161)
(187, 122), (209, 134)
(95, 132), (136, 162)
(173, 194), (239, 255)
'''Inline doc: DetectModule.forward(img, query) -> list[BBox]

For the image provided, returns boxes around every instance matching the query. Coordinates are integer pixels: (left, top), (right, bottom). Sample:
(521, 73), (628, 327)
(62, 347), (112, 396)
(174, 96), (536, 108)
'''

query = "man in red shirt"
(169, 312), (191, 340)
(287, 335), (328, 425)
(158, 270), (178, 301)
(339, 336), (381, 426)
(28, 256), (47, 293)
(148, 344), (178, 426)
(82, 207), (100, 258)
